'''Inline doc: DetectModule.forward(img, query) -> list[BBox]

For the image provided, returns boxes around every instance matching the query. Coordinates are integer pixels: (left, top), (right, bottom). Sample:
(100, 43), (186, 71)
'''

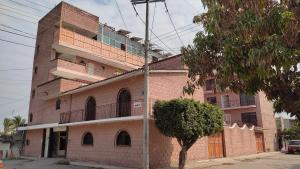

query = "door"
(255, 133), (264, 153)
(208, 133), (224, 158)
(87, 63), (94, 75)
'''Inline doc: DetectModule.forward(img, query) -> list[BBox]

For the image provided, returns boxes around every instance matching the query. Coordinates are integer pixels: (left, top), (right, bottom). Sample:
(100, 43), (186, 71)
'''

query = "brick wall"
(67, 121), (143, 168)
(23, 129), (43, 157)
(256, 92), (277, 151)
(223, 125), (257, 157)
(149, 121), (208, 168)
(150, 55), (186, 70)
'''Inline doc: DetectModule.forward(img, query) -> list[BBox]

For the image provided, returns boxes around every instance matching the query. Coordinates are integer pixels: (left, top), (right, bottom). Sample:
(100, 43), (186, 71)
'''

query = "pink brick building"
(18, 2), (277, 169)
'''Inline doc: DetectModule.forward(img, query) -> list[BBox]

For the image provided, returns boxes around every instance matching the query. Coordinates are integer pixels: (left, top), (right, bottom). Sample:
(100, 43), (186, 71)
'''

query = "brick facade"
(23, 2), (277, 169)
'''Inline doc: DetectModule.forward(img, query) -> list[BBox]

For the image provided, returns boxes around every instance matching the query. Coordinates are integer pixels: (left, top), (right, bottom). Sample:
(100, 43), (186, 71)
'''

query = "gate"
(208, 133), (224, 158)
(255, 133), (264, 153)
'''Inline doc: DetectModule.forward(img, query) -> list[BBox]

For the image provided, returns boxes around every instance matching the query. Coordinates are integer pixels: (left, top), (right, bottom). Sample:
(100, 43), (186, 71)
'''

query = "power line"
(0, 2), (43, 17)
(22, 0), (52, 10)
(0, 38), (34, 48)
(153, 25), (199, 43)
(163, 1), (185, 46)
(0, 12), (37, 24)
(0, 6), (40, 20)
(0, 68), (32, 71)
(0, 28), (36, 39)
(0, 24), (36, 36)
(131, 4), (176, 53)
(114, 0), (128, 30)
(8, 0), (47, 13)
(152, 24), (198, 42)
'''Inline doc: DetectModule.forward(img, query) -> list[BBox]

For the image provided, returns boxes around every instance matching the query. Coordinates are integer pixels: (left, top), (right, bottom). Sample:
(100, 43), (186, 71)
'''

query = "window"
(221, 95), (230, 108)
(29, 113), (33, 122)
(207, 97), (217, 105)
(240, 94), (255, 106)
(241, 112), (257, 126)
(117, 89), (131, 117)
(85, 97), (96, 121)
(121, 44), (126, 51)
(56, 99), (61, 110)
(116, 131), (131, 146)
(205, 79), (215, 91)
(31, 89), (35, 98)
(34, 66), (38, 74)
(26, 139), (30, 146)
(82, 132), (93, 145)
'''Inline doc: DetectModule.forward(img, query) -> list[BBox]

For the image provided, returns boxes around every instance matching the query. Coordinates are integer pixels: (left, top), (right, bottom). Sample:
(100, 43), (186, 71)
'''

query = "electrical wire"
(131, 4), (176, 53)
(22, 0), (52, 10)
(0, 6), (40, 20)
(0, 68), (32, 71)
(163, 1), (185, 46)
(0, 38), (34, 48)
(0, 24), (36, 36)
(0, 12), (37, 24)
(8, 0), (47, 13)
(114, 0), (128, 30)
(0, 28), (36, 39)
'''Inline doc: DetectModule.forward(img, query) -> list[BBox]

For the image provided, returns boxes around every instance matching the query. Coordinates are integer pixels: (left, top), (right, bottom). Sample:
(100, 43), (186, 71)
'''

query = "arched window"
(117, 89), (131, 117)
(85, 97), (96, 121)
(82, 132), (93, 145)
(56, 99), (61, 110)
(116, 131), (131, 146)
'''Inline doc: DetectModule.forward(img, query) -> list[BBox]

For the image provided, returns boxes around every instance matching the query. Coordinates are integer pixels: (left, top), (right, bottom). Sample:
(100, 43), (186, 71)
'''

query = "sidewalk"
(160, 152), (280, 169)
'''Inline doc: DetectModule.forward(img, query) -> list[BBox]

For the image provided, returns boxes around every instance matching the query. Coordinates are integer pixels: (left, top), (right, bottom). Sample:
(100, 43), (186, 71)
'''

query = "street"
(3, 152), (300, 169)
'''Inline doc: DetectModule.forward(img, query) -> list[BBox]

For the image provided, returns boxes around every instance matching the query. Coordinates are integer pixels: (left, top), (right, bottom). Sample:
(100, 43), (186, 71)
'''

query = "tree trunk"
(179, 147), (187, 169)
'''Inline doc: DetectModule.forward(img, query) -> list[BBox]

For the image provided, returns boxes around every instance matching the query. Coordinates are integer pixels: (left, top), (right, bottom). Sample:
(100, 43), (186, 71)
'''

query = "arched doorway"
(117, 89), (131, 117)
(85, 97), (96, 121)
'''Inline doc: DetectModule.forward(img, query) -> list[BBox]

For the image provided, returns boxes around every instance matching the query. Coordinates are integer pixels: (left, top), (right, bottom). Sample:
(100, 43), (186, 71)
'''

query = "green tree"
(183, 0), (300, 119)
(11, 115), (26, 130)
(153, 99), (223, 169)
(3, 118), (13, 136)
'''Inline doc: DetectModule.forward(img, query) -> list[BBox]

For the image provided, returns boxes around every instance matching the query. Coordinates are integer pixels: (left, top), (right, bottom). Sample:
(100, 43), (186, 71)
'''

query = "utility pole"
(131, 0), (165, 168)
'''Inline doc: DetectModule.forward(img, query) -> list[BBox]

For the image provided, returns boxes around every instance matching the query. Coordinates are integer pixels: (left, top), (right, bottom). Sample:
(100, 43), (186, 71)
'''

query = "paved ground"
(3, 152), (300, 169)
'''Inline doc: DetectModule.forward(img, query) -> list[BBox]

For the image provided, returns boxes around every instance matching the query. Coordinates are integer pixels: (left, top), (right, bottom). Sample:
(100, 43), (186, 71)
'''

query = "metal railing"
(219, 98), (256, 109)
(60, 99), (155, 124)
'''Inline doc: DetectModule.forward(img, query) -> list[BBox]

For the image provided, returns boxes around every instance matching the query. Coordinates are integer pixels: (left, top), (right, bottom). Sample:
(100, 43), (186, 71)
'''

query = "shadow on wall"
(149, 121), (174, 169)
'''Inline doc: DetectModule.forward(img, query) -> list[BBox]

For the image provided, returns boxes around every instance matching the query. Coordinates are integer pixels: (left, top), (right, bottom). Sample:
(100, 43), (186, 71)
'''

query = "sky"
(0, 0), (205, 130)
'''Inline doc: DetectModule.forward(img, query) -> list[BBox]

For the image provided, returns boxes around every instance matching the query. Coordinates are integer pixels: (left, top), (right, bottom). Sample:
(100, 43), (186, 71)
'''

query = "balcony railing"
(223, 114), (258, 127)
(60, 99), (155, 124)
(219, 98), (256, 109)
(53, 28), (144, 69)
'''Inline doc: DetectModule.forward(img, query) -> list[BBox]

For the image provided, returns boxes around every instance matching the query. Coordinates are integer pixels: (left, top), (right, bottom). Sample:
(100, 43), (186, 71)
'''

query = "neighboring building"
(276, 117), (298, 131)
(18, 2), (277, 169)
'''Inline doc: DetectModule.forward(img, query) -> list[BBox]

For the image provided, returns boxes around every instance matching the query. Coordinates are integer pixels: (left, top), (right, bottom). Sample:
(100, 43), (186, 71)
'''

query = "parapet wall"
(223, 124), (257, 157)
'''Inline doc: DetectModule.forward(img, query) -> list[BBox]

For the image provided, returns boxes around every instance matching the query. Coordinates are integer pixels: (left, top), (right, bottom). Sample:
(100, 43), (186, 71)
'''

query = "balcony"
(59, 99), (154, 124)
(220, 98), (256, 110)
(37, 78), (86, 100)
(53, 28), (144, 71)
(50, 59), (102, 82)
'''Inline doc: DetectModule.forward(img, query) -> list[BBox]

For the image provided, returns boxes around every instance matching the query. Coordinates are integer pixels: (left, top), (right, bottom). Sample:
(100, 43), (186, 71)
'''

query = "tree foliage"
(183, 0), (300, 119)
(1, 116), (26, 136)
(282, 121), (300, 140)
(153, 99), (223, 169)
